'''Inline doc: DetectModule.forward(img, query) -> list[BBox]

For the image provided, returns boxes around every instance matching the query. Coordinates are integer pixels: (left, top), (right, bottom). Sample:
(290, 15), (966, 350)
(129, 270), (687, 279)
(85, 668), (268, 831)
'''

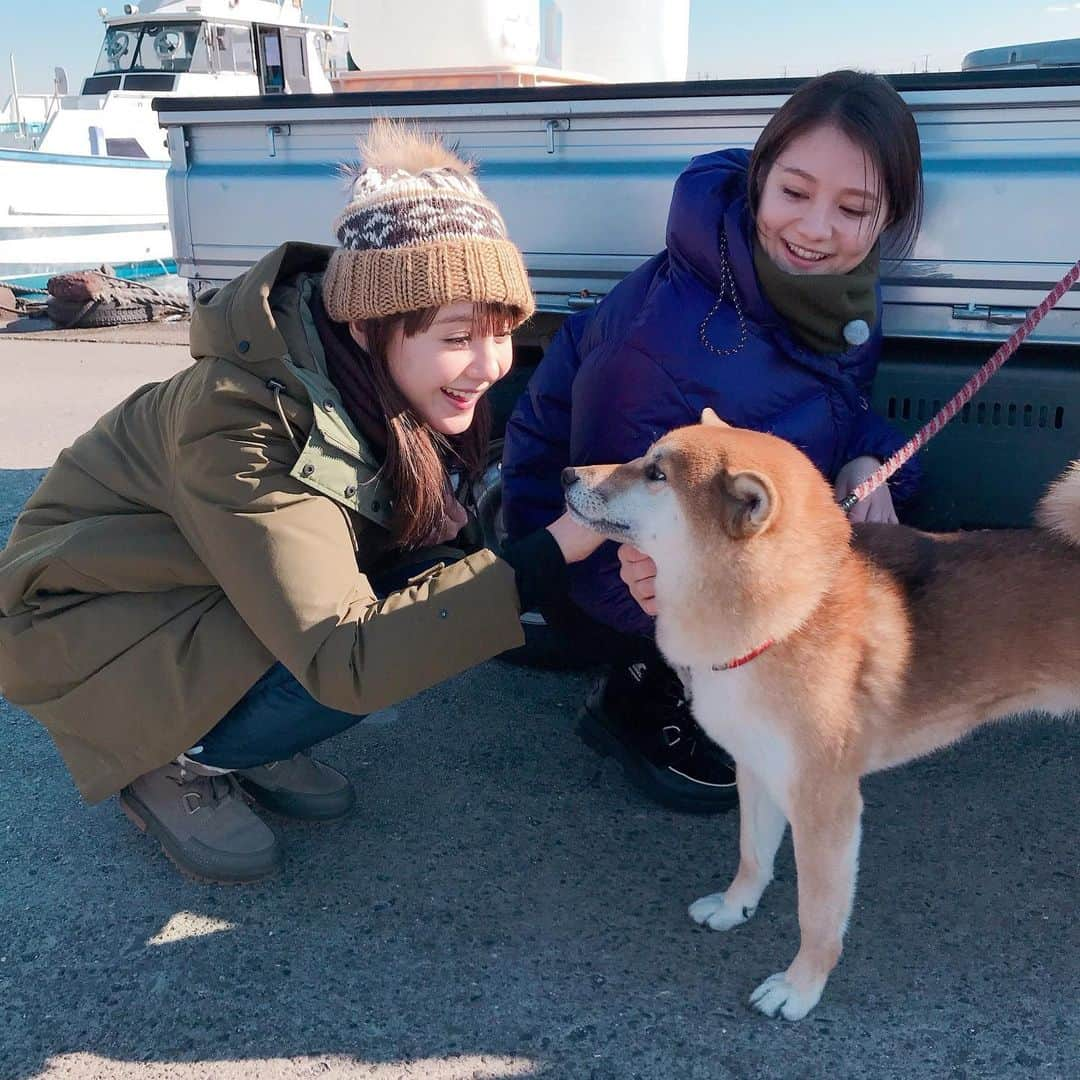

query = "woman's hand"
(546, 512), (605, 564)
(618, 543), (658, 616)
(833, 455), (898, 524)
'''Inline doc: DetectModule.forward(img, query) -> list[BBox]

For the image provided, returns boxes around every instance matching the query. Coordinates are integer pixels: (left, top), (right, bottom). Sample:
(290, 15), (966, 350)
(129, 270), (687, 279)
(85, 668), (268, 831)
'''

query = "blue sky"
(3, 1), (1080, 99)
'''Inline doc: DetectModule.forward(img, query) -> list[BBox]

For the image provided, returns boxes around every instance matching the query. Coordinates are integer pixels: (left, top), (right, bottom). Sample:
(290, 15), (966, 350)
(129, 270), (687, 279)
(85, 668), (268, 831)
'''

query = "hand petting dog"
(617, 544), (657, 616)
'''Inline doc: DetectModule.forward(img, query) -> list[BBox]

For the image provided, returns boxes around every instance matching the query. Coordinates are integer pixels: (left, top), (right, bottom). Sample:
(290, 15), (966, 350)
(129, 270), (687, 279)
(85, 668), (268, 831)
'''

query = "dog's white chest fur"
(685, 664), (796, 802)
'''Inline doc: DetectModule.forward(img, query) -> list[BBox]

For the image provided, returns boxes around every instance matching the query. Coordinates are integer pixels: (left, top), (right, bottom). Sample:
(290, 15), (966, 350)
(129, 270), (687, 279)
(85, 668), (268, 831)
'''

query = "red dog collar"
(711, 639), (775, 672)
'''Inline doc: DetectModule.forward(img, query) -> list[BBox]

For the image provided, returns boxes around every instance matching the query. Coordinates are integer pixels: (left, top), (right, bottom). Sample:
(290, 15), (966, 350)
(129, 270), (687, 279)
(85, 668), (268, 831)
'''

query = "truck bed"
(156, 70), (1080, 529)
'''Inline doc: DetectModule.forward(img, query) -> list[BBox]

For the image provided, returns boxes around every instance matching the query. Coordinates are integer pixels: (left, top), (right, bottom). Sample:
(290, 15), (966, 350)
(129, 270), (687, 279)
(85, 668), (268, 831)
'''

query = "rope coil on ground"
(3, 269), (189, 328)
(45, 269), (188, 329)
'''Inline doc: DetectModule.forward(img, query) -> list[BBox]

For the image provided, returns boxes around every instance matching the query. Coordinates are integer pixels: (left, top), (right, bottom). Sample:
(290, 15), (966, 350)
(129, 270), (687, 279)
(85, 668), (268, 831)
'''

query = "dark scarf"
(311, 288), (389, 459)
(752, 236), (879, 355)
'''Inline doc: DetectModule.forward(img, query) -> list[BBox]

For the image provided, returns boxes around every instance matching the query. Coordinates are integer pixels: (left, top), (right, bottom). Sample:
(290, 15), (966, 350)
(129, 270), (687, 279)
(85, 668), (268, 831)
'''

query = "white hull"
(1, 0), (344, 284)
(0, 149), (171, 284)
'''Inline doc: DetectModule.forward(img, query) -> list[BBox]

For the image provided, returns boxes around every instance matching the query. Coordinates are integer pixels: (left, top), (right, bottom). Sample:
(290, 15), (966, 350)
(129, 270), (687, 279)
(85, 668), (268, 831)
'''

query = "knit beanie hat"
(322, 121), (535, 325)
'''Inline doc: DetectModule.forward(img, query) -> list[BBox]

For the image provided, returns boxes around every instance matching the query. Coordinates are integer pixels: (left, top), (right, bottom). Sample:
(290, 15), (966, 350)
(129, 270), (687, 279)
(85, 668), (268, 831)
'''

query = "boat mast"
(8, 54), (23, 136)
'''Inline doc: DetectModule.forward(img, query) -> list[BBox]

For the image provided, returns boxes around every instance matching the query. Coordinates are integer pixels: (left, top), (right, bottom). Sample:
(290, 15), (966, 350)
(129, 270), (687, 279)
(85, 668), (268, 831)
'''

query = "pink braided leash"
(840, 257), (1080, 514)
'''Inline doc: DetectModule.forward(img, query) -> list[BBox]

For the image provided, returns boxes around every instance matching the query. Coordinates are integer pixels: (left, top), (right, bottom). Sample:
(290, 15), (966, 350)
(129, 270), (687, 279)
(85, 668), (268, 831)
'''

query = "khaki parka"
(0, 243), (525, 803)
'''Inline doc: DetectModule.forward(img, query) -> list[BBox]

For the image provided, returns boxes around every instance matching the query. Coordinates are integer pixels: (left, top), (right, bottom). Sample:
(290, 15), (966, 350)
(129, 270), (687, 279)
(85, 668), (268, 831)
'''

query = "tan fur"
(564, 425), (1080, 1020)
(341, 118), (473, 183)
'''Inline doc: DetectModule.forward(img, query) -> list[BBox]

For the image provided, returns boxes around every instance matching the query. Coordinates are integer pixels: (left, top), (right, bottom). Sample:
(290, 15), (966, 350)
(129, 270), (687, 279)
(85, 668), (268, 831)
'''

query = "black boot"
(578, 657), (738, 814)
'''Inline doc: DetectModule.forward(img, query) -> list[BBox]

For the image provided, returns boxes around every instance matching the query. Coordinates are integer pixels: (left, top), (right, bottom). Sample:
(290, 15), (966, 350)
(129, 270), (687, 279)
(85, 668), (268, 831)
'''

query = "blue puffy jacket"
(502, 148), (919, 636)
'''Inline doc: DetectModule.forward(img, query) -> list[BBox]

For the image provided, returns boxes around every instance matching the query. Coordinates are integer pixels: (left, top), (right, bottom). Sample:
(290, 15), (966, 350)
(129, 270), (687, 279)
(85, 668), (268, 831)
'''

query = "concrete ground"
(0, 334), (1076, 1080)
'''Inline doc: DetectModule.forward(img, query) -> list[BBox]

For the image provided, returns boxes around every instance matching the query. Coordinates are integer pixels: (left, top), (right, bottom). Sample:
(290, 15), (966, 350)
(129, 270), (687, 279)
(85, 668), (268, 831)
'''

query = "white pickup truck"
(156, 69), (1080, 530)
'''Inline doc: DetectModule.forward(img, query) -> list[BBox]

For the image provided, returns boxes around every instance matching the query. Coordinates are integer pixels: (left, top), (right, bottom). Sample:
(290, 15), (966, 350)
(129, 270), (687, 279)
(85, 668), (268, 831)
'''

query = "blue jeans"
(189, 554), (450, 770)
(189, 661), (364, 770)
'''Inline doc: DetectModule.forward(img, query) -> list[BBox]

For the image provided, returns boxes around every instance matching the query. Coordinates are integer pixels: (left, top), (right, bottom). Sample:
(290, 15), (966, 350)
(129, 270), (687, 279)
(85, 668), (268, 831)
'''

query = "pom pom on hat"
(344, 121), (475, 182)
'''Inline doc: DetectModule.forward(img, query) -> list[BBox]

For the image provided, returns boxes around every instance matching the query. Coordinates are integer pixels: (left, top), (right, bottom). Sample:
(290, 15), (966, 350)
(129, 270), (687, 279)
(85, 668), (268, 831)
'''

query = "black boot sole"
(577, 705), (738, 815)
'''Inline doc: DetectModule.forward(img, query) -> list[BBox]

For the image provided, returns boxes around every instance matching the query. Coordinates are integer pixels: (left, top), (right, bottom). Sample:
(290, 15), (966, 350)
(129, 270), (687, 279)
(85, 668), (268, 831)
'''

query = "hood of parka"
(190, 241), (396, 530)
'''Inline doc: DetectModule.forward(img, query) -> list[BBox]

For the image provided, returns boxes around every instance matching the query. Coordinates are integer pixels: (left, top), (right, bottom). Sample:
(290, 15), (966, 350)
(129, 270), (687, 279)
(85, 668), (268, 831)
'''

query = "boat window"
(211, 24), (257, 75)
(82, 74), (123, 94)
(132, 23), (210, 74)
(106, 137), (149, 158)
(95, 26), (138, 73)
(283, 34), (306, 79)
(257, 27), (286, 94)
(94, 22), (210, 75)
(281, 31), (309, 92)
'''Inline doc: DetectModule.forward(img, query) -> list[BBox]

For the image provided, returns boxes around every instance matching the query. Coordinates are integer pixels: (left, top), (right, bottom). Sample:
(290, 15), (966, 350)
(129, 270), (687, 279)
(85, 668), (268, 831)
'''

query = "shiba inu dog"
(562, 410), (1080, 1020)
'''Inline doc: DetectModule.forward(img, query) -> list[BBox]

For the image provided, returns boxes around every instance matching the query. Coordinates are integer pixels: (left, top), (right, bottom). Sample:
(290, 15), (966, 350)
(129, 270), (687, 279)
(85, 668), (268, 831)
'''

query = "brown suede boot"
(119, 760), (281, 883)
(236, 753), (356, 821)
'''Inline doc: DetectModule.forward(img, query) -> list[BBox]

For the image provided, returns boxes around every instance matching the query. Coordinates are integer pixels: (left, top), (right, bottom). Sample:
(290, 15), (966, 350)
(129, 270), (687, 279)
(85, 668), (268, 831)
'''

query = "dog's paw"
(748, 972), (823, 1022)
(688, 891), (755, 931)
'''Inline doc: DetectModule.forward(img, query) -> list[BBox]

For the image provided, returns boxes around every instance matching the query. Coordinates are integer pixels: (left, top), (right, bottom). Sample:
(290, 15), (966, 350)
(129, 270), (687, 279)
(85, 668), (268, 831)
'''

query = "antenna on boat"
(8, 54), (23, 137)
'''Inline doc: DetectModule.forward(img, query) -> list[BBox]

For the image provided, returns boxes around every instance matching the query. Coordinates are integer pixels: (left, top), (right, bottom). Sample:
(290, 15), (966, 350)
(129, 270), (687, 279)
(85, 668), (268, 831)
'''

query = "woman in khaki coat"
(0, 125), (601, 882)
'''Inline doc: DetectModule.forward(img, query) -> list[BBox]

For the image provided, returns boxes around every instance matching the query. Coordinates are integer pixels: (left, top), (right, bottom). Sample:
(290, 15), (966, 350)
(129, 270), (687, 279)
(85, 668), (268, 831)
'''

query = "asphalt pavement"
(0, 335), (1076, 1080)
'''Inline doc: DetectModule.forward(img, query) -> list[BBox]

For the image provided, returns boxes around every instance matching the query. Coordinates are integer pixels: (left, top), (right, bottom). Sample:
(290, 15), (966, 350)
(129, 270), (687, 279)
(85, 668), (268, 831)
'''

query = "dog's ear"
(720, 470), (777, 538)
(700, 407), (729, 428)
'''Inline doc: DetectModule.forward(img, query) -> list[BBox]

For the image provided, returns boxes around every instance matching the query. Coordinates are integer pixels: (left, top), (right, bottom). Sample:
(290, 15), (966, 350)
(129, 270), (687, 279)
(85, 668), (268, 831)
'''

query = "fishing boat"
(0, 0), (345, 288)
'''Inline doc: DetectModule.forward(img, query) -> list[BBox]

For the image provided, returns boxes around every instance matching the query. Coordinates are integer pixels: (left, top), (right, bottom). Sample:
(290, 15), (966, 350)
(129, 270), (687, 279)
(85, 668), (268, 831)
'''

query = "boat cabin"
(82, 0), (345, 97)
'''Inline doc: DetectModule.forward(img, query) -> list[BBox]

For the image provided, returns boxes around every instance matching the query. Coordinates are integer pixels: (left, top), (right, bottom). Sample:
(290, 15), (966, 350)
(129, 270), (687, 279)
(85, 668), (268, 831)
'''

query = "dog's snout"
(561, 467), (579, 490)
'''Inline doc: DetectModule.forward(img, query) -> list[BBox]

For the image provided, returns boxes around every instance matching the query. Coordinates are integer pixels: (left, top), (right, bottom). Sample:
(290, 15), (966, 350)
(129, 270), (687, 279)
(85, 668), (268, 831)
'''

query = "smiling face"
(350, 301), (513, 436)
(755, 123), (890, 276)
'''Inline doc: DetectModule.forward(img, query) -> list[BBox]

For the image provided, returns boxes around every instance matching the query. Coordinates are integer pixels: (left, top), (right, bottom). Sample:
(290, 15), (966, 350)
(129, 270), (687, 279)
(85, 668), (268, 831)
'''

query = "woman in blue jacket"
(502, 70), (925, 813)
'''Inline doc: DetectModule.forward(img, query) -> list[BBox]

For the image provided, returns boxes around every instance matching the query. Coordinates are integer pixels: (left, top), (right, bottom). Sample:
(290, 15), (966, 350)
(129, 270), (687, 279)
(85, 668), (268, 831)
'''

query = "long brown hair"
(354, 302), (520, 549)
(747, 70), (924, 258)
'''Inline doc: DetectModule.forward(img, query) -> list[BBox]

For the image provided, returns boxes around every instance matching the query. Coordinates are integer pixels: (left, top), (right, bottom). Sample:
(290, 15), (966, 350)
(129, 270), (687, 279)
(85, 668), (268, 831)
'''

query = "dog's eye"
(645, 463), (667, 483)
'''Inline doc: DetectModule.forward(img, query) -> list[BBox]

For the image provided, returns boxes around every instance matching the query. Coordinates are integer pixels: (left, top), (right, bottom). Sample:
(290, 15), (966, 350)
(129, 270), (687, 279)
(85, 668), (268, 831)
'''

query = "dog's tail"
(1035, 459), (1080, 546)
